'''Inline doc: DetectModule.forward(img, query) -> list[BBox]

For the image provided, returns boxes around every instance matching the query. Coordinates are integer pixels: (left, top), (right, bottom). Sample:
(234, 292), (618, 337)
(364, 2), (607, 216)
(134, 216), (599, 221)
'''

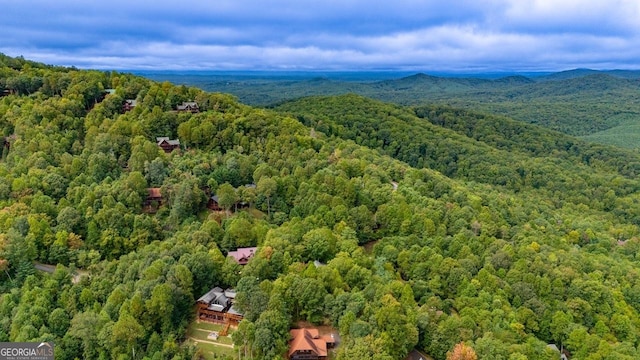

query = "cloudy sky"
(2, 0), (640, 71)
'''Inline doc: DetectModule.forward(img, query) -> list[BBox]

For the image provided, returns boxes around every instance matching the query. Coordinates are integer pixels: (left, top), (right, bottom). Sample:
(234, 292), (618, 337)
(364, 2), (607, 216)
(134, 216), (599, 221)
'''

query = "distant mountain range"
(138, 68), (640, 105)
(136, 69), (640, 149)
(539, 68), (640, 80)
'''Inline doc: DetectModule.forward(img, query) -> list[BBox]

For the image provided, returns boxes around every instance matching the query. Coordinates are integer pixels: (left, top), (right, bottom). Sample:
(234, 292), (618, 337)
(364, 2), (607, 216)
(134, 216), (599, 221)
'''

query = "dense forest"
(155, 70), (640, 149)
(3, 53), (640, 360)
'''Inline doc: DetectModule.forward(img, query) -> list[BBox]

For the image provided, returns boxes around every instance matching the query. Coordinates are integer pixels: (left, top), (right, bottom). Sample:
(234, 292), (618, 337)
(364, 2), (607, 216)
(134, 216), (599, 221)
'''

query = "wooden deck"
(197, 306), (243, 326)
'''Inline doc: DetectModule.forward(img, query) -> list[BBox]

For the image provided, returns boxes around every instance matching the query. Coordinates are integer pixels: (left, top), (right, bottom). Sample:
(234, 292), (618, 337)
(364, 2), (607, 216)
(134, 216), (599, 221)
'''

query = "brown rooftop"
(147, 188), (162, 198)
(288, 328), (328, 359)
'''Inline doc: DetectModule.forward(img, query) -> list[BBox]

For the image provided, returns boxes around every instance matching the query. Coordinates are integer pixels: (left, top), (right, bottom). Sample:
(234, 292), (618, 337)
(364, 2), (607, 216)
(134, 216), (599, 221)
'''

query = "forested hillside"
(2, 54), (640, 360)
(171, 70), (640, 148)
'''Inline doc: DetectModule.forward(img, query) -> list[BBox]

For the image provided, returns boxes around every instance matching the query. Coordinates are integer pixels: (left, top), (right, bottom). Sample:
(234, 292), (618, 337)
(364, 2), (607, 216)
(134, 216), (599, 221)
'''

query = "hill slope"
(164, 70), (640, 148)
(2, 55), (640, 359)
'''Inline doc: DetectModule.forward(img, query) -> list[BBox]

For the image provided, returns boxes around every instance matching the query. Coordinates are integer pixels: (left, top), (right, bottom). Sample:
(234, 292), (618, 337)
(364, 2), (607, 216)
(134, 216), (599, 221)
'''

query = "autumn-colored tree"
(447, 342), (478, 360)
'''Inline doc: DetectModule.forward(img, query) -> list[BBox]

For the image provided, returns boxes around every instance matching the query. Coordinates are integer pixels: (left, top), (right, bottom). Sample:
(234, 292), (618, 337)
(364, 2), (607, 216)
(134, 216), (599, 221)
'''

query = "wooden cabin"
(177, 101), (199, 113)
(196, 287), (243, 326)
(207, 195), (222, 210)
(156, 137), (180, 153)
(123, 99), (137, 112)
(207, 184), (256, 211)
(2, 134), (16, 152)
(144, 188), (163, 212)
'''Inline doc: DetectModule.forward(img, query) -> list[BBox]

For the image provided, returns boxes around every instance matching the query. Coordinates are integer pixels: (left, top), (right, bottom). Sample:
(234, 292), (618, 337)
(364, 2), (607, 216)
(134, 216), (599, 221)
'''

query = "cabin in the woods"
(238, 183), (256, 209)
(123, 99), (137, 112)
(156, 137), (180, 153)
(196, 287), (243, 334)
(144, 188), (163, 212)
(94, 89), (116, 104)
(405, 349), (434, 360)
(207, 195), (222, 210)
(207, 184), (257, 211)
(177, 101), (199, 113)
(547, 344), (570, 360)
(2, 134), (16, 152)
(288, 328), (337, 360)
(228, 247), (257, 265)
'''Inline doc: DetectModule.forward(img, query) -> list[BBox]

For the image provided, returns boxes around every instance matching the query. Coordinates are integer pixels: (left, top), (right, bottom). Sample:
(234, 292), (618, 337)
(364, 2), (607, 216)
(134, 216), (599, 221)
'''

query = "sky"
(2, 0), (640, 72)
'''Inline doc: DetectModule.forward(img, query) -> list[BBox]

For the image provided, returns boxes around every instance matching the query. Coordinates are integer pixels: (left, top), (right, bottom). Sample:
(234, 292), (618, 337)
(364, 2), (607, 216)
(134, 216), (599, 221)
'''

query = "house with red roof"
(227, 247), (257, 265)
(288, 328), (336, 360)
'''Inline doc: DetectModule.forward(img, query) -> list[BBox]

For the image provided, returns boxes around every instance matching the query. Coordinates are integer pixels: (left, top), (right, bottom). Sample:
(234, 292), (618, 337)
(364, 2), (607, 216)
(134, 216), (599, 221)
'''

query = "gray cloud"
(1, 0), (639, 70)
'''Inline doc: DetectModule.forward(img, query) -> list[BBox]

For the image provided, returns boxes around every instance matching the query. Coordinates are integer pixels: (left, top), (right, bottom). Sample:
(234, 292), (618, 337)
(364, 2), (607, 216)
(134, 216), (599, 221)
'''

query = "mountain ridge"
(2, 54), (640, 359)
(165, 67), (640, 146)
